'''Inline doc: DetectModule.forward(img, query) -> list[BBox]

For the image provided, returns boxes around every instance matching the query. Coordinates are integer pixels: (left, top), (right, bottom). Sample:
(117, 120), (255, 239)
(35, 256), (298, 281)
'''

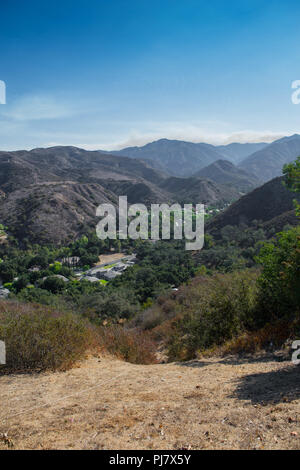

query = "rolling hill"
(0, 146), (166, 193)
(193, 159), (260, 193)
(161, 176), (239, 205)
(207, 176), (300, 235)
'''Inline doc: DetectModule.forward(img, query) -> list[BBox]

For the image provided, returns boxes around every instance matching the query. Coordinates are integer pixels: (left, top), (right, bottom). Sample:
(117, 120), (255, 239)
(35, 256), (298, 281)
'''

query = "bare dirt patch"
(95, 253), (126, 266)
(0, 355), (299, 450)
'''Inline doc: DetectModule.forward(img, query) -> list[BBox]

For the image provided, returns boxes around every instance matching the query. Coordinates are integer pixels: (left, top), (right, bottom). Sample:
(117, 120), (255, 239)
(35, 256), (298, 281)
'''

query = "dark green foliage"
(28, 254), (49, 269)
(0, 262), (17, 283)
(13, 275), (30, 292)
(283, 156), (300, 193)
(17, 287), (62, 307)
(254, 226), (300, 325)
(137, 270), (259, 361)
(283, 156), (300, 216)
(111, 240), (195, 303)
(195, 222), (268, 271)
(78, 252), (99, 268)
(78, 289), (139, 322)
(42, 276), (66, 294)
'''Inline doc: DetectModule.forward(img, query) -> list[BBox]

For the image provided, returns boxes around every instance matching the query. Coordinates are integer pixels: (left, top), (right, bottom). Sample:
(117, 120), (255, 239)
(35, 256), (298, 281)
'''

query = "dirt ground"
(0, 355), (299, 450)
(95, 253), (126, 266)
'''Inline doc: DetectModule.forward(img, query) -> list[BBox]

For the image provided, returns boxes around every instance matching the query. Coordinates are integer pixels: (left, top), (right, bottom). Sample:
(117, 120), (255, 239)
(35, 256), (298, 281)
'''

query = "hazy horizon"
(0, 134), (287, 153)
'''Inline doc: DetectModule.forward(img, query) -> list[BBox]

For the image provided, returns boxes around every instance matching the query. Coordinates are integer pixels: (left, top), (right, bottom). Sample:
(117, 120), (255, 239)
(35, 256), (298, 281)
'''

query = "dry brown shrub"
(0, 300), (99, 373)
(98, 325), (158, 364)
(221, 320), (297, 355)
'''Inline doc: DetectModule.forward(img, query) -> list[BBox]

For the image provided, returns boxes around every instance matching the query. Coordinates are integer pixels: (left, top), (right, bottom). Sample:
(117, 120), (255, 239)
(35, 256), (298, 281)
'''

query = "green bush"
(42, 276), (66, 293)
(13, 275), (30, 292)
(283, 156), (300, 216)
(254, 226), (300, 325)
(137, 270), (258, 361)
(77, 288), (139, 321)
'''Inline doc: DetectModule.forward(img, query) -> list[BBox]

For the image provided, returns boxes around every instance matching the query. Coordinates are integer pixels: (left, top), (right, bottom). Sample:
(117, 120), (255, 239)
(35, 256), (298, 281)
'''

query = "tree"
(0, 262), (17, 283)
(254, 158), (300, 325)
(13, 275), (29, 292)
(42, 276), (66, 294)
(283, 156), (300, 216)
(79, 253), (99, 268)
(255, 227), (300, 324)
(29, 254), (49, 269)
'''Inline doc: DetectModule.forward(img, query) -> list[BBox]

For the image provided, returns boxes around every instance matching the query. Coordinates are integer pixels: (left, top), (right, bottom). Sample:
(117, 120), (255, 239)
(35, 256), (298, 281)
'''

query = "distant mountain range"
(108, 139), (267, 177)
(109, 139), (224, 177)
(0, 133), (299, 244)
(106, 134), (300, 181)
(0, 146), (241, 244)
(215, 142), (267, 164)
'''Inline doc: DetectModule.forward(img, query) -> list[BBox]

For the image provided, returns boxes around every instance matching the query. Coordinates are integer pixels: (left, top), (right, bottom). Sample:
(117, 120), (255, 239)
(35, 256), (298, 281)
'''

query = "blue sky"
(1, 0), (300, 150)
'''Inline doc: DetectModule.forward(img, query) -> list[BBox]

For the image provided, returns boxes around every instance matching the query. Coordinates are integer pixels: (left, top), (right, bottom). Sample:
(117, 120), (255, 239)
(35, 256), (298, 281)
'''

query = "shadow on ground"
(231, 365), (300, 404)
(176, 353), (287, 368)
(175, 360), (211, 368)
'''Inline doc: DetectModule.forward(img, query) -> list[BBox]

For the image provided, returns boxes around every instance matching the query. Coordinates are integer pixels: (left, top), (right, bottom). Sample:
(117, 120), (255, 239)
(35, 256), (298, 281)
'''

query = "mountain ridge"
(192, 159), (260, 192)
(106, 139), (270, 177)
(239, 134), (300, 181)
(0, 146), (242, 244)
(207, 176), (300, 235)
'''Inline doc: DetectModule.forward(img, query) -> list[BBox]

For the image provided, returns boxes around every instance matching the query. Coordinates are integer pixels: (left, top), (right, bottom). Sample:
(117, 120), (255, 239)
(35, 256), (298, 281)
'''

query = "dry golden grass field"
(0, 355), (299, 450)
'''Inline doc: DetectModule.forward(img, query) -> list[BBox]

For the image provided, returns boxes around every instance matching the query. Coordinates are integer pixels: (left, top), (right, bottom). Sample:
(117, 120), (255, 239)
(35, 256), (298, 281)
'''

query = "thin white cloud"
(0, 108), (295, 151)
(3, 94), (77, 121)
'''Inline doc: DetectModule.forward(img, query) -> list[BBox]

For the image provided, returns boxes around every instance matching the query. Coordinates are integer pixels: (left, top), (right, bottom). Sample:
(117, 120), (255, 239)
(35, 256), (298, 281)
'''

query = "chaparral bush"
(254, 226), (300, 326)
(136, 270), (259, 361)
(98, 324), (157, 365)
(0, 300), (97, 372)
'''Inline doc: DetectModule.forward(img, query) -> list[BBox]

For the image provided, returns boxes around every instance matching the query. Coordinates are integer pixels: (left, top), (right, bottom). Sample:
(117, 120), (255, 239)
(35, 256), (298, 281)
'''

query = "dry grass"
(0, 355), (299, 450)
(221, 321), (297, 355)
